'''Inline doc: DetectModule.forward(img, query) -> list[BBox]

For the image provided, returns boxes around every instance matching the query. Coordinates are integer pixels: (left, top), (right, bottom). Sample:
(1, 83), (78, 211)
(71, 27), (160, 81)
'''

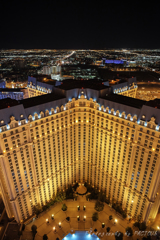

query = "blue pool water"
(63, 231), (100, 240)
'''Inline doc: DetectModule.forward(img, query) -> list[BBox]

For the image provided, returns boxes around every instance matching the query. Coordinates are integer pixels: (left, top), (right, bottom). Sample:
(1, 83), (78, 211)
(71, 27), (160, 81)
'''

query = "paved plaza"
(22, 195), (156, 240)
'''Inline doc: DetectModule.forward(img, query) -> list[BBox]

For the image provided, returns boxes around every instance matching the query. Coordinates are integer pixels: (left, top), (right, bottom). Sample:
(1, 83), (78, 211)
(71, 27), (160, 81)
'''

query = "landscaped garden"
(23, 182), (153, 240)
(33, 184), (78, 217)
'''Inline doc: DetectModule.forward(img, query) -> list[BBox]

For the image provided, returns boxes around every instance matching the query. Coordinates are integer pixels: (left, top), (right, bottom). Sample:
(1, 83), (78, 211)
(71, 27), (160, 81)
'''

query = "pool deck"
(22, 195), (155, 240)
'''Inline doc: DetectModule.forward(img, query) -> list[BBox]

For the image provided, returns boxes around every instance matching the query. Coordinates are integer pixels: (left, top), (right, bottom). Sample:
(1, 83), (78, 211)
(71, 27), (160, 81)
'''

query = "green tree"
(43, 234), (48, 240)
(121, 210), (127, 219)
(42, 205), (48, 211)
(62, 203), (67, 211)
(125, 227), (133, 237)
(139, 222), (146, 230)
(55, 191), (66, 202)
(94, 200), (104, 211)
(66, 216), (70, 221)
(92, 212), (98, 221)
(34, 203), (42, 216)
(109, 215), (113, 220)
(133, 221), (139, 228)
(31, 225), (37, 240)
(106, 227), (110, 232)
(98, 190), (106, 202)
(50, 198), (55, 205)
(115, 232), (123, 240)
(66, 184), (74, 199)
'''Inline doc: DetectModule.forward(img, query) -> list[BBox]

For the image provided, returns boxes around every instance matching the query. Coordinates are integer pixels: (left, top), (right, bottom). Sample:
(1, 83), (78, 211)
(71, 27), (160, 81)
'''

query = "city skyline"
(1, 46), (160, 238)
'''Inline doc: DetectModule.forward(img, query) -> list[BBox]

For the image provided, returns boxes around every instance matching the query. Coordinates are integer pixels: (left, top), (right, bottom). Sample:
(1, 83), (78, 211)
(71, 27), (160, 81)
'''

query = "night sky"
(1, 0), (160, 49)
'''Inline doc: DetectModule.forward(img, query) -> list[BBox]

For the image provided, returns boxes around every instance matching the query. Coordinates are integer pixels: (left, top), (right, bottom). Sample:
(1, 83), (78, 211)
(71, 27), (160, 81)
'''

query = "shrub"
(106, 227), (110, 232)
(43, 234), (48, 240)
(85, 187), (99, 200)
(31, 225), (37, 239)
(139, 222), (146, 231)
(92, 212), (98, 221)
(42, 205), (48, 211)
(112, 203), (127, 219)
(133, 221), (146, 231)
(66, 185), (74, 199)
(133, 221), (139, 228)
(98, 190), (106, 202)
(62, 203), (67, 211)
(66, 217), (70, 221)
(33, 203), (42, 217)
(115, 232), (123, 240)
(95, 200), (104, 211)
(121, 210), (127, 219)
(46, 201), (51, 208)
(55, 190), (66, 202)
(109, 215), (113, 220)
(50, 199), (55, 206)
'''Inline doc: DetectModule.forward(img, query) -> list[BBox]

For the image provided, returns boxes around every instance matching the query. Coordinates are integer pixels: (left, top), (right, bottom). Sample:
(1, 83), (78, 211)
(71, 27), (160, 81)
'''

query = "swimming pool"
(63, 231), (100, 240)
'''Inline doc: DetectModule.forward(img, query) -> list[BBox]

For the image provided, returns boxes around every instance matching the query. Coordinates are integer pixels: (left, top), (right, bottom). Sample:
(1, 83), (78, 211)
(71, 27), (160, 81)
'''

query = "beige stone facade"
(0, 93), (160, 224)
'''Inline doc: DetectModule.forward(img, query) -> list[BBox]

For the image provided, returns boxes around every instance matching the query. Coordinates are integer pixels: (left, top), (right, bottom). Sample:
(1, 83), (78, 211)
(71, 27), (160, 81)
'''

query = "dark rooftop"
(101, 94), (146, 109)
(19, 92), (66, 108)
(31, 74), (49, 79)
(0, 98), (19, 110)
(145, 98), (160, 109)
(0, 88), (24, 92)
(30, 75), (57, 86)
(40, 79), (57, 85)
(57, 79), (108, 90)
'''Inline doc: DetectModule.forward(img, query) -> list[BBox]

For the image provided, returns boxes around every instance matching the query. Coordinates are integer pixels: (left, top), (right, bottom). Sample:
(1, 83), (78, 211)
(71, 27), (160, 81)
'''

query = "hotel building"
(0, 78), (160, 224)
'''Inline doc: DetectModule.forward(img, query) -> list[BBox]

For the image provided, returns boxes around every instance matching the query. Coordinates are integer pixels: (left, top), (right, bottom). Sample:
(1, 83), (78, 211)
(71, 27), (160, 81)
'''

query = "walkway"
(22, 195), (150, 240)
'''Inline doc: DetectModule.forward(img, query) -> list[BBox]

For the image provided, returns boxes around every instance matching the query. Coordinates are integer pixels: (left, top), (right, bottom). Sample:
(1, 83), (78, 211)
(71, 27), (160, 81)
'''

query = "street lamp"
(59, 222), (61, 228)
(114, 219), (117, 225)
(157, 226), (160, 230)
(77, 216), (80, 221)
(51, 214), (54, 220)
(77, 205), (80, 211)
(84, 215), (86, 221)
(53, 226), (56, 233)
(83, 206), (86, 211)
(46, 218), (49, 224)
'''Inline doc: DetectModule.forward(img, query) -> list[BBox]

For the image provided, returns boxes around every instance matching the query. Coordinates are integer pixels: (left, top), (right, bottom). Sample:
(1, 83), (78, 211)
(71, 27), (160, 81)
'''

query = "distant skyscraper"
(42, 65), (61, 75)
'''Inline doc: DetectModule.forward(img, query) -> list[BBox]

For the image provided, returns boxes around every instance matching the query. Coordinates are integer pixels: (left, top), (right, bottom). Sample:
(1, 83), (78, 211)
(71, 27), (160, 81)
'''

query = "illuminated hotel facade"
(0, 77), (160, 224)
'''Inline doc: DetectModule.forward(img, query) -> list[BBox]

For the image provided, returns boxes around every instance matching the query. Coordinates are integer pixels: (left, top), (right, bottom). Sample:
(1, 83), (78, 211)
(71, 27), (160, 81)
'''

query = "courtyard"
(22, 195), (152, 240)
